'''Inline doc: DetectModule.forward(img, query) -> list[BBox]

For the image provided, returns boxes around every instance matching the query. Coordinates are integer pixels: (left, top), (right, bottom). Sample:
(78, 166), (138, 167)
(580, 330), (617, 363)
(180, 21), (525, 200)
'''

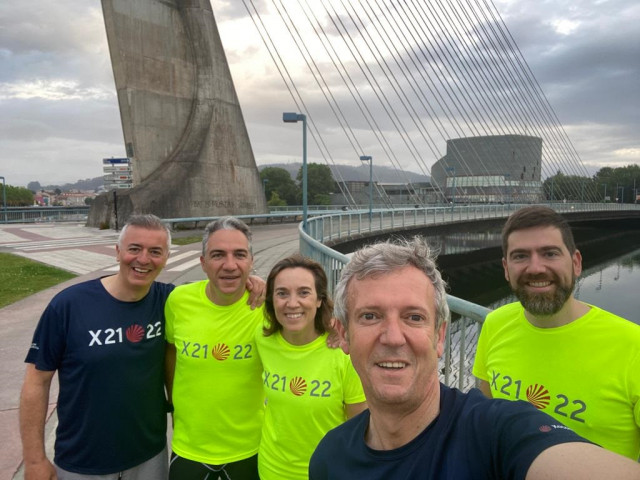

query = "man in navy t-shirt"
(310, 237), (640, 479)
(20, 214), (175, 479)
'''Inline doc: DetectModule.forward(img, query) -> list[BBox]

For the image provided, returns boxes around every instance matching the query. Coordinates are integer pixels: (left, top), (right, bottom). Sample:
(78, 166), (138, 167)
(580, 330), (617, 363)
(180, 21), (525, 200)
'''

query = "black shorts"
(168, 452), (258, 480)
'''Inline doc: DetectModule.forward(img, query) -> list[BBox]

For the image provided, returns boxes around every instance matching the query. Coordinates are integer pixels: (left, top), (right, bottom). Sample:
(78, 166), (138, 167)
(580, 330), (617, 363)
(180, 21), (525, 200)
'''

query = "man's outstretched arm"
(526, 442), (640, 480)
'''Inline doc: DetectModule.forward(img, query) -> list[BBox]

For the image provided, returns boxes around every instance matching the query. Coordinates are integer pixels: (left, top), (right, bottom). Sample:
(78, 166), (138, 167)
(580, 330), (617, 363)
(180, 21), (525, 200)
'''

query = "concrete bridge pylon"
(88, 0), (267, 227)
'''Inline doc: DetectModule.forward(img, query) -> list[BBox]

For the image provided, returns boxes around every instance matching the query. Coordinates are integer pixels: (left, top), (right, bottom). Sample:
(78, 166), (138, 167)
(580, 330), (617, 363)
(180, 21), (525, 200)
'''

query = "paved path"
(0, 222), (300, 480)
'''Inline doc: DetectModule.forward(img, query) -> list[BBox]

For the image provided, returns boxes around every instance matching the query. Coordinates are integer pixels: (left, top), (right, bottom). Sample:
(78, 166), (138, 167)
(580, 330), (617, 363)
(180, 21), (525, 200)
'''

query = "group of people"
(19, 206), (639, 479)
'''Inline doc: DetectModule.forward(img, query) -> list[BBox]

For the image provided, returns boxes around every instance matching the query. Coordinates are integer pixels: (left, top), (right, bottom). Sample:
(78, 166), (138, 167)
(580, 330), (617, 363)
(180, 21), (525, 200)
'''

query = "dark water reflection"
(431, 227), (640, 325)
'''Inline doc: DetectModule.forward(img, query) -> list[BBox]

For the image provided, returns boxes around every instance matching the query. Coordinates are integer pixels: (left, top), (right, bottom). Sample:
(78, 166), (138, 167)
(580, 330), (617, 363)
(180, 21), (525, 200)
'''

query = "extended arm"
(19, 364), (56, 480)
(526, 442), (640, 480)
(165, 343), (176, 407)
(477, 379), (492, 398)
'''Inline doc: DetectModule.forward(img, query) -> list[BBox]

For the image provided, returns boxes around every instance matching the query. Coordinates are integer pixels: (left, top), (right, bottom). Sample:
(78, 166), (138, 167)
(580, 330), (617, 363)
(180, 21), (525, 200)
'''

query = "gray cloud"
(0, 0), (637, 187)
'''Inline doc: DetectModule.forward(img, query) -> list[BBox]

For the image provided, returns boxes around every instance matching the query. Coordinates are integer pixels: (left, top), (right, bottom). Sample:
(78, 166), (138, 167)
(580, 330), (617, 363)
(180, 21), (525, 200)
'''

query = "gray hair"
(333, 236), (450, 331)
(202, 216), (253, 256)
(118, 214), (171, 250)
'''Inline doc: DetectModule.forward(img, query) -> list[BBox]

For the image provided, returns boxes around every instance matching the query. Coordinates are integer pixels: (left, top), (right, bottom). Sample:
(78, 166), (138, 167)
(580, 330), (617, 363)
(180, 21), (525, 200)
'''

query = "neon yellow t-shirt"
(255, 327), (366, 479)
(165, 281), (265, 464)
(473, 302), (640, 460)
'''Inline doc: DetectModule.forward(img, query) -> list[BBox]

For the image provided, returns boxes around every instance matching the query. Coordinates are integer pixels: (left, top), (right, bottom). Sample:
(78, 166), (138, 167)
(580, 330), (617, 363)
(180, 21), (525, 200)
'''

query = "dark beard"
(513, 275), (575, 316)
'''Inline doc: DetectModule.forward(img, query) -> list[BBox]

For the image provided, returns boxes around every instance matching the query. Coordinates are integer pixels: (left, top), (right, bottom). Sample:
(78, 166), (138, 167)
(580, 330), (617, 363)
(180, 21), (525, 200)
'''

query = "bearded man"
(473, 206), (640, 461)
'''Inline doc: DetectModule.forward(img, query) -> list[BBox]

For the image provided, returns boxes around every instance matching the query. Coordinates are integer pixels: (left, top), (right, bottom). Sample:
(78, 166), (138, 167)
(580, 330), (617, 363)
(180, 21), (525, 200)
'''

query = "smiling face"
(336, 266), (446, 411)
(503, 225), (582, 317)
(272, 267), (322, 345)
(200, 229), (253, 306)
(116, 225), (170, 292)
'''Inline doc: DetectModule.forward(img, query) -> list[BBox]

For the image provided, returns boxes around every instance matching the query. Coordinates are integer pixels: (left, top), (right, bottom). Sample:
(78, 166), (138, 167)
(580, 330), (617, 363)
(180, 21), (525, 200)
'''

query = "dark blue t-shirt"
(25, 278), (175, 474)
(310, 384), (591, 479)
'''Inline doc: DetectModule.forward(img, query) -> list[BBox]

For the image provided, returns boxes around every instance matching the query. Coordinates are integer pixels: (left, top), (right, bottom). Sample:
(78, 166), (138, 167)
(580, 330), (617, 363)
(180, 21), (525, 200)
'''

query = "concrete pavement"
(0, 221), (300, 480)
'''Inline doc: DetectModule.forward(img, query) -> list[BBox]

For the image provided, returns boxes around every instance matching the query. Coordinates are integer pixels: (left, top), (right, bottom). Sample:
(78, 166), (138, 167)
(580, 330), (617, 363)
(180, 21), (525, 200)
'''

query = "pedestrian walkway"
(0, 221), (300, 480)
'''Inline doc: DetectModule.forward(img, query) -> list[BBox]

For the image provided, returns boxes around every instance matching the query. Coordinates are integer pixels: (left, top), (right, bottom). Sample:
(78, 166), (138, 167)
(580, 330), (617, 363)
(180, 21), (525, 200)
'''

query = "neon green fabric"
(165, 281), (265, 464)
(255, 328), (366, 479)
(473, 302), (640, 460)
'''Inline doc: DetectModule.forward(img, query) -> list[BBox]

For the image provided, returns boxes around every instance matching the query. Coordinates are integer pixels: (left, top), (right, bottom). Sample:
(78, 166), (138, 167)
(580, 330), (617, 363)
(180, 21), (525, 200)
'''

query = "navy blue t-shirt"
(310, 384), (591, 479)
(25, 278), (175, 474)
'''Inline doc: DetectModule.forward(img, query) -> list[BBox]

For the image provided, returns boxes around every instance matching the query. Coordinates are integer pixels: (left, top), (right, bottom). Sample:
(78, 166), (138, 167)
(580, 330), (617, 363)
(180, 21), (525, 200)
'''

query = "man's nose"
(526, 253), (546, 273)
(222, 255), (237, 269)
(380, 316), (406, 346)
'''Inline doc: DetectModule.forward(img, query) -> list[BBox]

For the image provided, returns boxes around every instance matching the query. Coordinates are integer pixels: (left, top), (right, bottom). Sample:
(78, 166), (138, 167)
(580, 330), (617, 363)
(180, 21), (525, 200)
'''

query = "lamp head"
(283, 112), (304, 123)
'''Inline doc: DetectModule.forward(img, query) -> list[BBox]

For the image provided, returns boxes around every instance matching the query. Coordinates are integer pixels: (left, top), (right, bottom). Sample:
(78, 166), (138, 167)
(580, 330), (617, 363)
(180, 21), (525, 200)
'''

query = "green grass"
(0, 253), (76, 308)
(172, 236), (201, 246)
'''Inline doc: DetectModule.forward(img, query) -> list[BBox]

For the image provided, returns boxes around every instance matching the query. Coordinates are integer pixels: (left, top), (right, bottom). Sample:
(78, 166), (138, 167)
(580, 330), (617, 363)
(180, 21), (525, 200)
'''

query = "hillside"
(30, 163), (429, 192)
(259, 163), (430, 183)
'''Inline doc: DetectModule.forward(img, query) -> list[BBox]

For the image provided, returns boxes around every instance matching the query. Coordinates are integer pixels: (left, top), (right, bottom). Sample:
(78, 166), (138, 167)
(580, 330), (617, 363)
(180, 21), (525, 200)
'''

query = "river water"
(483, 249), (640, 324)
(430, 227), (640, 325)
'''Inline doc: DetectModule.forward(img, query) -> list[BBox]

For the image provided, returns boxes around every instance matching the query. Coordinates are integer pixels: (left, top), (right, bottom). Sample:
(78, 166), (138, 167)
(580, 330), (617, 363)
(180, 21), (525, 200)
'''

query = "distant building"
(431, 135), (544, 203)
(34, 192), (53, 206)
(333, 181), (437, 206)
(58, 192), (96, 206)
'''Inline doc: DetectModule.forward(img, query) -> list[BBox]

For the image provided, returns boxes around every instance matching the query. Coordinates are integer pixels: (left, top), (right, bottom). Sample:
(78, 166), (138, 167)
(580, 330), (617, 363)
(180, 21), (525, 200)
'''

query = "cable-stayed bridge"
(243, 0), (601, 205)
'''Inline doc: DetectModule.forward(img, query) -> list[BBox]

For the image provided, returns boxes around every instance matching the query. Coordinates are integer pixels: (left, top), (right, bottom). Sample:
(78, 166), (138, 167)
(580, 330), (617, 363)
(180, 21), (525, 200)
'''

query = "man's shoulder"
(150, 281), (175, 295)
(314, 409), (368, 454)
(587, 305), (639, 331)
(50, 277), (102, 304)
(167, 280), (205, 299)
(482, 301), (523, 329)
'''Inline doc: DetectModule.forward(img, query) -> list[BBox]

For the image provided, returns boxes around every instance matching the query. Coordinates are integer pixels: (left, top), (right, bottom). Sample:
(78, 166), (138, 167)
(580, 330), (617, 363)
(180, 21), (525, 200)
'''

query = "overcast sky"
(0, 0), (638, 188)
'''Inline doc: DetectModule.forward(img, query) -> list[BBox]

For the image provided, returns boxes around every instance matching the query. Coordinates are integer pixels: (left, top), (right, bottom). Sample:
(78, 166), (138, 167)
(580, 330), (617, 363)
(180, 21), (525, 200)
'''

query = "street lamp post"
(445, 166), (455, 208)
(504, 173), (511, 205)
(262, 178), (269, 200)
(282, 112), (308, 231)
(359, 155), (373, 222)
(0, 176), (6, 223)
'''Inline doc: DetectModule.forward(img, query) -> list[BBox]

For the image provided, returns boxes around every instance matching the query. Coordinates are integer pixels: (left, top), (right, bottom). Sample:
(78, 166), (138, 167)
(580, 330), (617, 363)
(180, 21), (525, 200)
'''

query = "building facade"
(431, 135), (544, 204)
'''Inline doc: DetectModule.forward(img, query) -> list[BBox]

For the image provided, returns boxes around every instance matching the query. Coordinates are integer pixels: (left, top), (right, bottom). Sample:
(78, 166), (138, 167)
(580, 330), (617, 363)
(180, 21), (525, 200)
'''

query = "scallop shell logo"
(126, 324), (145, 343)
(212, 343), (230, 361)
(289, 376), (307, 396)
(526, 384), (550, 410)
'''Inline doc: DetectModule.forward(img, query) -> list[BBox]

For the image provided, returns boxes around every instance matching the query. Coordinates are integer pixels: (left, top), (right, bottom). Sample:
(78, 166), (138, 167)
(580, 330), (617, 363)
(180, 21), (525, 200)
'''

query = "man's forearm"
(19, 365), (54, 468)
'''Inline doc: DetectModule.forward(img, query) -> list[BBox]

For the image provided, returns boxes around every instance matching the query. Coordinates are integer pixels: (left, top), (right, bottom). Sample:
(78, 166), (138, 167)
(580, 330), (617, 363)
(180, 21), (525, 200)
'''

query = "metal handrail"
(298, 202), (640, 391)
(299, 216), (492, 392)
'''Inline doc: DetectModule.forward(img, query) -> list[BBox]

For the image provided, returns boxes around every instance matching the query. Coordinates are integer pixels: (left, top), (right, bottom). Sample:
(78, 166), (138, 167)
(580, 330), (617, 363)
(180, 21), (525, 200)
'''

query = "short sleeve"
(472, 315), (493, 382)
(486, 398), (592, 479)
(25, 301), (66, 371)
(164, 292), (176, 344)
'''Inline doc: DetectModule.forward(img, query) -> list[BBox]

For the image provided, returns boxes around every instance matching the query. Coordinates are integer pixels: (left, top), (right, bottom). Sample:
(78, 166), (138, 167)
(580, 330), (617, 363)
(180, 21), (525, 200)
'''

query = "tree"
(542, 172), (595, 202)
(260, 167), (300, 205)
(266, 191), (286, 207)
(593, 164), (640, 203)
(1, 184), (35, 206)
(296, 163), (335, 205)
(84, 197), (94, 205)
(27, 181), (41, 193)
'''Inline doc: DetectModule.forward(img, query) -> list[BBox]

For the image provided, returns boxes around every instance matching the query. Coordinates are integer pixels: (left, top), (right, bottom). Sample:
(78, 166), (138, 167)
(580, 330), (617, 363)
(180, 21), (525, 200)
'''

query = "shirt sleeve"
(472, 316), (492, 381)
(164, 291), (176, 344)
(484, 398), (593, 480)
(25, 300), (66, 371)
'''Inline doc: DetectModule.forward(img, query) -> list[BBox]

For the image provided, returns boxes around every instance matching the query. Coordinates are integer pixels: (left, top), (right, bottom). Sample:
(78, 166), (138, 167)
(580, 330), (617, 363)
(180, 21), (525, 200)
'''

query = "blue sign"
(102, 157), (130, 164)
